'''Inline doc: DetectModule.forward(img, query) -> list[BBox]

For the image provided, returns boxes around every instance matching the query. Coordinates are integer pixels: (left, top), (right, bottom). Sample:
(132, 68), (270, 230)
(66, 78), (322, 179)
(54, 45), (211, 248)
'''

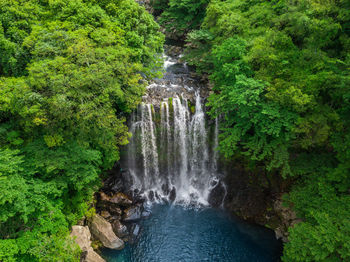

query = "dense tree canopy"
(155, 0), (350, 260)
(152, 0), (209, 38)
(2, 0), (350, 260)
(0, 0), (163, 261)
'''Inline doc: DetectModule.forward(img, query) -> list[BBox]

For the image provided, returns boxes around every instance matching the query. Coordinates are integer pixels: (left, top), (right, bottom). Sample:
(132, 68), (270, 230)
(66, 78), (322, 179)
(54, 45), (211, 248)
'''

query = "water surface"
(102, 205), (282, 262)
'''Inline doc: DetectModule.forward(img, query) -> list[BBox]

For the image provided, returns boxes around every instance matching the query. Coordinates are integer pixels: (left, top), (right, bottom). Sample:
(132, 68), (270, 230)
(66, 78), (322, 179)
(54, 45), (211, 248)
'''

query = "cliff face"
(215, 162), (298, 242)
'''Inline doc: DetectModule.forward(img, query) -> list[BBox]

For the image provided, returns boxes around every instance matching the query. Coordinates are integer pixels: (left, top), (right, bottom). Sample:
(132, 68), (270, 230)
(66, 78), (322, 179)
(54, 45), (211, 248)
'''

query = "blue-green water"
(102, 205), (282, 262)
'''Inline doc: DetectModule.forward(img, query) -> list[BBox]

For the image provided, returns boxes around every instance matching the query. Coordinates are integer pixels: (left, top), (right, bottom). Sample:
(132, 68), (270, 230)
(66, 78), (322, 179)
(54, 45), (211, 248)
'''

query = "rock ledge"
(70, 225), (105, 262)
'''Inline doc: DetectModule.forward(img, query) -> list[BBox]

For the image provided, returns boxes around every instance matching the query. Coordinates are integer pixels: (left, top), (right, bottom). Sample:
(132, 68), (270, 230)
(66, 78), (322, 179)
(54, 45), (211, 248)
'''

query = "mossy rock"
(91, 239), (103, 250)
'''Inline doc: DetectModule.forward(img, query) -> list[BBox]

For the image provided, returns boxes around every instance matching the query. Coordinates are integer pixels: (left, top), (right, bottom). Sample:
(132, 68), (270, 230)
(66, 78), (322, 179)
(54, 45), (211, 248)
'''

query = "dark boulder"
(100, 210), (111, 220)
(141, 210), (151, 218)
(128, 223), (141, 244)
(108, 207), (122, 218)
(89, 215), (124, 250)
(123, 204), (143, 222)
(97, 192), (132, 211)
(112, 220), (129, 238)
(109, 192), (133, 207)
(208, 181), (227, 207)
(169, 187), (176, 202)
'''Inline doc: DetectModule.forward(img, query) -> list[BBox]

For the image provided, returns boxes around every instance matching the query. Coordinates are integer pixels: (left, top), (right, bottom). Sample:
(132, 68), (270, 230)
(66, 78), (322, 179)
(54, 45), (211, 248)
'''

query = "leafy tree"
(184, 0), (350, 260)
(0, 0), (163, 260)
(153, 0), (209, 38)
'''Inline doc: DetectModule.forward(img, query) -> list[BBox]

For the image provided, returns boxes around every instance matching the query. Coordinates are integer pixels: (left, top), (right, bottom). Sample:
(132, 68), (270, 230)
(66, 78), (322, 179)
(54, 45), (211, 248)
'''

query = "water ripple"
(102, 205), (282, 262)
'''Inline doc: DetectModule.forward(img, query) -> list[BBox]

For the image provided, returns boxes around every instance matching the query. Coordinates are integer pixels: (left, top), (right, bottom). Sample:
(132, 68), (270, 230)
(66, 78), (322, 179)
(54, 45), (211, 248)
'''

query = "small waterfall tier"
(123, 52), (225, 207)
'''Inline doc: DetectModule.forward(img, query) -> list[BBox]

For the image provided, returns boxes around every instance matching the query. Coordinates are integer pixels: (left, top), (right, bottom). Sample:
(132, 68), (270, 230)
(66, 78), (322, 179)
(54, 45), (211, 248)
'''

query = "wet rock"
(99, 192), (110, 202)
(89, 215), (124, 250)
(109, 192), (133, 207)
(275, 226), (288, 242)
(99, 192), (132, 207)
(109, 214), (122, 221)
(110, 179), (124, 193)
(109, 206), (122, 217)
(141, 210), (151, 218)
(100, 210), (111, 220)
(70, 225), (105, 262)
(273, 198), (302, 242)
(161, 183), (170, 195)
(131, 224), (140, 236)
(148, 191), (155, 202)
(169, 63), (188, 74)
(165, 45), (184, 57)
(169, 187), (176, 202)
(128, 224), (141, 244)
(102, 168), (133, 195)
(123, 204), (143, 222)
(208, 182), (226, 207)
(112, 220), (129, 238)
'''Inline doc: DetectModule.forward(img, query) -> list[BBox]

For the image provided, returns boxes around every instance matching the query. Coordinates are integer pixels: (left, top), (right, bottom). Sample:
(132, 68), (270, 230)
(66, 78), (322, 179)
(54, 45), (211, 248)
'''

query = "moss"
(187, 100), (195, 114)
(151, 104), (155, 117)
(168, 97), (174, 121)
(264, 224), (272, 229)
(151, 104), (161, 125)
(91, 239), (103, 250)
(168, 97), (173, 111)
(85, 207), (96, 219)
(190, 105), (195, 114)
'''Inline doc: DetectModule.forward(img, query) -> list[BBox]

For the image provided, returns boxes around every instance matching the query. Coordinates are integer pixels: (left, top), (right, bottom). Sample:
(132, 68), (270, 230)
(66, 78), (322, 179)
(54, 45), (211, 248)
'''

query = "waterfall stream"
(103, 52), (283, 262)
(124, 53), (223, 207)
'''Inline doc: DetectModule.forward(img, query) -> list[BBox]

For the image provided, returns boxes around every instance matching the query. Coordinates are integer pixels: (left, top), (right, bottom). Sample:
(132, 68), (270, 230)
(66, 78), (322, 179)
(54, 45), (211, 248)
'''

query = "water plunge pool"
(101, 204), (282, 262)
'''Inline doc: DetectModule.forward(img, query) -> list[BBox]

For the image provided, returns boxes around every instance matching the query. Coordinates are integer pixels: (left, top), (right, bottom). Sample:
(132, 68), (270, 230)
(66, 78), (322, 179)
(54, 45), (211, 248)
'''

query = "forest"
(1, 0), (349, 261)
(154, 0), (350, 260)
(0, 0), (163, 260)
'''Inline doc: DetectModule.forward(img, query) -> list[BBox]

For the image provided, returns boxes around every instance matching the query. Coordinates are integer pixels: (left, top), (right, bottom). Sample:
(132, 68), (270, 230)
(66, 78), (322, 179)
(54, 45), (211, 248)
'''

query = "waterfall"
(172, 96), (190, 196)
(212, 117), (219, 171)
(140, 103), (160, 192)
(190, 92), (209, 173)
(124, 53), (223, 207)
(160, 101), (172, 183)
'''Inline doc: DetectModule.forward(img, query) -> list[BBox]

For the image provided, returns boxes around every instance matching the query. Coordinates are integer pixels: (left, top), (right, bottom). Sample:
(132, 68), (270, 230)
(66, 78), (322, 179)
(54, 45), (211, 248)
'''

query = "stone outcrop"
(221, 163), (301, 243)
(97, 192), (127, 219)
(89, 215), (125, 250)
(273, 197), (302, 242)
(99, 192), (132, 208)
(112, 220), (129, 238)
(122, 204), (143, 222)
(109, 192), (133, 206)
(84, 250), (106, 262)
(70, 225), (105, 262)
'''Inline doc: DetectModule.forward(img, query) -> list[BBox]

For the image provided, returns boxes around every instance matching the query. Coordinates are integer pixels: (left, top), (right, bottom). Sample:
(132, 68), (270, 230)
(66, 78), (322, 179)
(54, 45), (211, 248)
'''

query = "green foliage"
(189, 0), (350, 175)
(283, 166), (350, 261)
(207, 37), (297, 176)
(184, 0), (350, 260)
(154, 0), (209, 38)
(0, 0), (163, 260)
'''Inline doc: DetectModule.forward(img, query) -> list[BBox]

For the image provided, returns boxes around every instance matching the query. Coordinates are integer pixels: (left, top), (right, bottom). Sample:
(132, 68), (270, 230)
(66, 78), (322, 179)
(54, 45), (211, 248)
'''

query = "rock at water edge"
(70, 225), (106, 262)
(85, 250), (106, 262)
(122, 204), (142, 221)
(90, 215), (125, 250)
(109, 192), (133, 206)
(112, 220), (129, 238)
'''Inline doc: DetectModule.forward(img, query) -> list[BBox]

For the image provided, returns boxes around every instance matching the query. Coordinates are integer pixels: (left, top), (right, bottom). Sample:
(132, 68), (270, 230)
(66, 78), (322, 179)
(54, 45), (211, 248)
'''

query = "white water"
(125, 54), (222, 207)
(213, 117), (219, 171)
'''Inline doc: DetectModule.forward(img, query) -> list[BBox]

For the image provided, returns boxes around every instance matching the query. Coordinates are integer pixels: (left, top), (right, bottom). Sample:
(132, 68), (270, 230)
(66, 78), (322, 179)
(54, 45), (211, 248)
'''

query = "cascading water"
(124, 53), (222, 207)
(103, 52), (283, 262)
